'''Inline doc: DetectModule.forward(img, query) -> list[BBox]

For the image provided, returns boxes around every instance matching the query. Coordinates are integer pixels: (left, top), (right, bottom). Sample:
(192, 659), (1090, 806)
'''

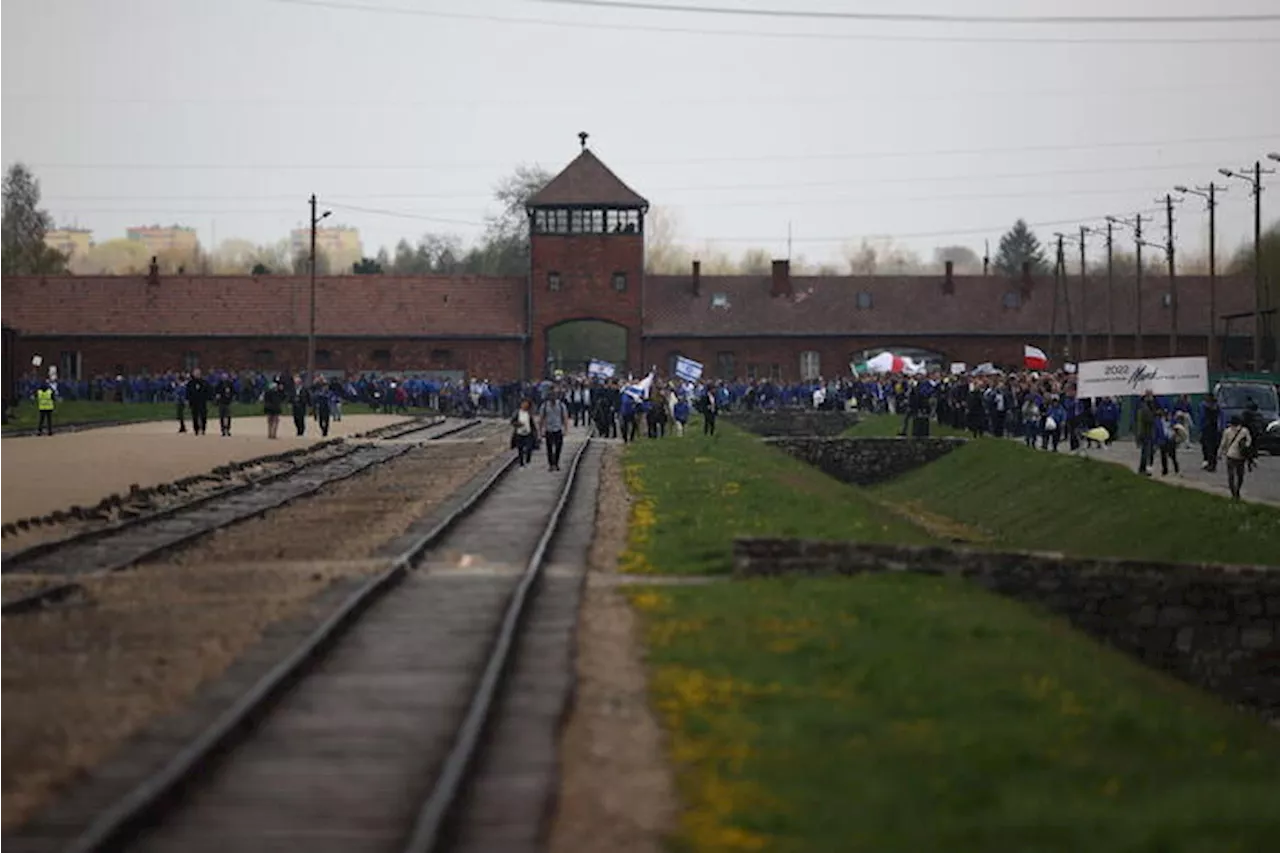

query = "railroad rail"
(42, 435), (592, 853)
(1, 417), (485, 614)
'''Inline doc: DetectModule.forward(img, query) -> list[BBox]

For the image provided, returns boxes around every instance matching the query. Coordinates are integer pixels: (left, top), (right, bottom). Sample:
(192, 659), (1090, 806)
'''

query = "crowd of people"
(19, 364), (1267, 500)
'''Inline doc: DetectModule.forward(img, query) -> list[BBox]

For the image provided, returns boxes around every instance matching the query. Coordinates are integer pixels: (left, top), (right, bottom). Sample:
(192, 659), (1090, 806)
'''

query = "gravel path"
(550, 442), (677, 853)
(1, 414), (413, 523)
(0, 431), (506, 831)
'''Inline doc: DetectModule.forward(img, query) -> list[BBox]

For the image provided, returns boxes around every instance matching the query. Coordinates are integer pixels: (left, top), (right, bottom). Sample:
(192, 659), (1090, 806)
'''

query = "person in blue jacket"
(1042, 396), (1067, 452)
(673, 394), (691, 437)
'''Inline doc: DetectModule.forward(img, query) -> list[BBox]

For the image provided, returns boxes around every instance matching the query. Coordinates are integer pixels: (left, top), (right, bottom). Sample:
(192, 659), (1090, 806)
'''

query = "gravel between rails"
(549, 443), (678, 853)
(0, 431), (508, 832)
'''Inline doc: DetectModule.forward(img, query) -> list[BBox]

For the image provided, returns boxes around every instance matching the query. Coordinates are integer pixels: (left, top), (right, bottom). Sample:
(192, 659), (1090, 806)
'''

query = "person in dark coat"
(291, 377), (311, 437)
(186, 368), (211, 436)
(214, 373), (236, 437)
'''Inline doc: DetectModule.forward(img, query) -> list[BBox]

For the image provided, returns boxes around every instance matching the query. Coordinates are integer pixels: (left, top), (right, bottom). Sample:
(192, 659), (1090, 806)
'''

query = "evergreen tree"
(994, 218), (1048, 276)
(2, 163), (67, 275)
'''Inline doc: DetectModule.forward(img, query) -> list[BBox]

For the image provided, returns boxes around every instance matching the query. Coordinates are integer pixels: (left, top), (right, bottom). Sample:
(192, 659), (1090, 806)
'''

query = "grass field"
(2, 400), (379, 432)
(624, 421), (1280, 851)
(873, 438), (1280, 566)
(845, 411), (968, 438)
(619, 421), (935, 576)
(631, 576), (1280, 853)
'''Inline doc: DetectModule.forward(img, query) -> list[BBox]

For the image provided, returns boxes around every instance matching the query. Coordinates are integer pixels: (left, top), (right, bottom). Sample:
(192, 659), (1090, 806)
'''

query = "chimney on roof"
(578, 131), (589, 150)
(943, 260), (955, 295)
(1020, 260), (1034, 297)
(691, 259), (701, 297)
(147, 256), (160, 286)
(771, 259), (791, 298)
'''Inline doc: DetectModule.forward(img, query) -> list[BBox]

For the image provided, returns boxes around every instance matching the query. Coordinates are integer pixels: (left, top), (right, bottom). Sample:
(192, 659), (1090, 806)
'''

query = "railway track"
(1, 417), (485, 614)
(25, 434), (594, 853)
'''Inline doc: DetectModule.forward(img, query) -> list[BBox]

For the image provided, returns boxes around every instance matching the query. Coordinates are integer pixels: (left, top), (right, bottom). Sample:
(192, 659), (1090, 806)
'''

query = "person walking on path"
(263, 381), (284, 439)
(1135, 391), (1157, 476)
(538, 389), (569, 471)
(511, 399), (536, 467)
(291, 378), (311, 437)
(1199, 393), (1223, 472)
(1156, 408), (1180, 477)
(673, 394), (690, 437)
(701, 385), (718, 436)
(175, 376), (188, 434)
(1219, 415), (1255, 501)
(34, 381), (56, 436)
(312, 379), (333, 437)
(214, 373), (235, 437)
(186, 368), (211, 436)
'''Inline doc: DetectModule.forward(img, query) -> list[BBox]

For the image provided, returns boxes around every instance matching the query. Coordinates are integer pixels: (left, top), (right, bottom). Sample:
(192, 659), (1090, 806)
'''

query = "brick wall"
(764, 436), (966, 485)
(725, 410), (862, 437)
(15, 336), (523, 379)
(530, 233), (644, 374)
(734, 538), (1280, 721)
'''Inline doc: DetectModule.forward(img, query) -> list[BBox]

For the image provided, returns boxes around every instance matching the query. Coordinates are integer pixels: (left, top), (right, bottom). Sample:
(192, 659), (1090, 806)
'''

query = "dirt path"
(0, 433), (505, 830)
(0, 414), (412, 523)
(549, 442), (678, 853)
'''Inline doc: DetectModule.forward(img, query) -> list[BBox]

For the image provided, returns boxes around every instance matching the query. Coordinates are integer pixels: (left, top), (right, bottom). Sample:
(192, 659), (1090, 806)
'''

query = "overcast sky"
(4, 0), (1279, 266)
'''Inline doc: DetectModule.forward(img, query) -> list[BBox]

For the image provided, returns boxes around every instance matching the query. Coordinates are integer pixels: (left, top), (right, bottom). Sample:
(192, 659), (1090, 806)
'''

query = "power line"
(525, 0), (1280, 26)
(38, 159), (1244, 203)
(698, 208), (1167, 245)
(26, 131), (1280, 171)
(264, 0), (1280, 44)
(320, 202), (487, 228)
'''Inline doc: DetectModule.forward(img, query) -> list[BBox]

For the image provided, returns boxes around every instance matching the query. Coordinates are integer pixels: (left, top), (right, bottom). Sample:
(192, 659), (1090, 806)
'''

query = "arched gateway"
(545, 319), (628, 376)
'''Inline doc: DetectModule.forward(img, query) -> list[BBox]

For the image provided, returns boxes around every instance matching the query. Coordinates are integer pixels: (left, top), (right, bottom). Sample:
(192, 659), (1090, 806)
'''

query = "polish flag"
(1023, 345), (1049, 370)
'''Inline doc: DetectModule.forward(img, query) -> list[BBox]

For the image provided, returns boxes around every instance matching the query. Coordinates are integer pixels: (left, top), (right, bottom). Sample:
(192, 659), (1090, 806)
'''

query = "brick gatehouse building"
(1, 145), (1256, 382)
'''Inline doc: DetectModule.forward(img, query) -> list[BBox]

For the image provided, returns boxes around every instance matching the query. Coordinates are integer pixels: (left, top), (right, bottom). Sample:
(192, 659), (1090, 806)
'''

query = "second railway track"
(1, 417), (487, 614)
(11, 434), (597, 853)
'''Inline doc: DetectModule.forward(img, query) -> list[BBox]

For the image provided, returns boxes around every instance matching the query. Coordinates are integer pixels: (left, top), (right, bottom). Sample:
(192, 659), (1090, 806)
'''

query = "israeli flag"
(622, 371), (654, 401)
(588, 359), (616, 379)
(674, 356), (703, 383)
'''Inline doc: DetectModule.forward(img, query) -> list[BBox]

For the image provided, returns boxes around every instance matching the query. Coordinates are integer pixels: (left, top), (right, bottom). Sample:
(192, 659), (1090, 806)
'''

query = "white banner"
(1075, 356), (1209, 398)
(949, 362), (967, 375)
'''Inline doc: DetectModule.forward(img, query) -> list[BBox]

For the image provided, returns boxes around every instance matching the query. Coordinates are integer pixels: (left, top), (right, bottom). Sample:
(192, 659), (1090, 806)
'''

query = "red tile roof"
(3, 275), (527, 337)
(643, 274), (1252, 338)
(526, 149), (649, 208)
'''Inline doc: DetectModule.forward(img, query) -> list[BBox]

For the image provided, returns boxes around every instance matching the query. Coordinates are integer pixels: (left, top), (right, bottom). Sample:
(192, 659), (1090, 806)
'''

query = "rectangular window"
(770, 363), (782, 380)
(612, 272), (627, 292)
(183, 351), (200, 372)
(716, 351), (736, 380)
(1161, 292), (1173, 308)
(533, 210), (547, 233)
(856, 291), (873, 310)
(1002, 291), (1021, 309)
(606, 209), (621, 233)
(254, 349), (275, 368)
(371, 348), (392, 366)
(59, 351), (82, 381)
(800, 350), (821, 381)
(315, 349), (332, 367)
(570, 209), (585, 233)
(431, 348), (453, 365)
(548, 271), (562, 291)
(746, 363), (758, 380)
(711, 292), (730, 308)
(589, 209), (605, 233)
(554, 209), (568, 233)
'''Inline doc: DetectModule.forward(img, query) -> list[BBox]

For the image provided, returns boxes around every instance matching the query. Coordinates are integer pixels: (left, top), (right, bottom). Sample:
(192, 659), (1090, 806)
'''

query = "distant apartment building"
(290, 225), (362, 272)
(126, 225), (199, 258)
(44, 228), (93, 261)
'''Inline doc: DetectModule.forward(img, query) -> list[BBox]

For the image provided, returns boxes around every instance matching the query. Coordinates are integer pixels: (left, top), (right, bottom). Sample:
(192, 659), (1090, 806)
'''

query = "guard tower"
(526, 132), (648, 378)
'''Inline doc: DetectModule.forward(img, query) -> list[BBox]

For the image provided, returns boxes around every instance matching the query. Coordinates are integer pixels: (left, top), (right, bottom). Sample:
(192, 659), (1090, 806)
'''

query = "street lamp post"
(1104, 217), (1119, 357)
(308, 193), (332, 383)
(1220, 160), (1276, 371)
(1175, 182), (1227, 368)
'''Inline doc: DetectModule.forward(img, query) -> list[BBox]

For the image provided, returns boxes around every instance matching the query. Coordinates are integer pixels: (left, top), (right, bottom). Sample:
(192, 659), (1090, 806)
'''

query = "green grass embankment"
(622, 420), (1280, 852)
(3, 400), (380, 433)
(872, 438), (1280, 566)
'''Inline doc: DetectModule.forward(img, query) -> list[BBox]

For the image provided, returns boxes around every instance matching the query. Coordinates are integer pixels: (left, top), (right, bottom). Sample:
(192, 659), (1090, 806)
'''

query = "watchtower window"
(612, 272), (627, 292)
(533, 207), (641, 236)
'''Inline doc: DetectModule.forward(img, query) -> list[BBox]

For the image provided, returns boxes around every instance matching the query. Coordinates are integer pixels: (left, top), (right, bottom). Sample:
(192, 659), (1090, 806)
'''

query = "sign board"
(674, 355), (704, 382)
(949, 363), (967, 375)
(588, 359), (616, 379)
(1075, 356), (1209, 398)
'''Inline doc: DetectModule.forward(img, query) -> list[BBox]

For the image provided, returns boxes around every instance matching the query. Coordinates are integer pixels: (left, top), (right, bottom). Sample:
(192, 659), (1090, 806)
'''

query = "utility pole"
(983, 239), (990, 276)
(1219, 160), (1275, 370)
(1162, 193), (1179, 357)
(1206, 183), (1221, 368)
(1078, 225), (1089, 361)
(1049, 234), (1061, 360)
(1104, 218), (1116, 357)
(307, 193), (332, 383)
(1134, 213), (1144, 358)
